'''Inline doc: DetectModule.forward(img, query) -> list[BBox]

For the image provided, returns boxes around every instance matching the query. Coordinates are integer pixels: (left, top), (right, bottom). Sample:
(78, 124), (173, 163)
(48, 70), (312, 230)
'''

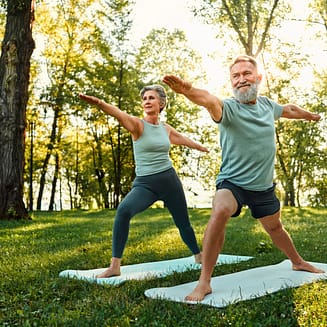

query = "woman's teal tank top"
(132, 120), (172, 176)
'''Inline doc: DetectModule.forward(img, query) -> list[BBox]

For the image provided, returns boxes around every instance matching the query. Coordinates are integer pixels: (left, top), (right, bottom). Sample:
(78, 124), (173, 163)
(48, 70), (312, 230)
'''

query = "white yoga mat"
(144, 260), (327, 308)
(59, 254), (253, 286)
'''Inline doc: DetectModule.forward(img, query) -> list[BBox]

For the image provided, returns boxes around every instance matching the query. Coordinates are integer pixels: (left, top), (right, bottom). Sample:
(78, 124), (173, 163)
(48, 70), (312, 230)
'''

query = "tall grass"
(0, 207), (326, 326)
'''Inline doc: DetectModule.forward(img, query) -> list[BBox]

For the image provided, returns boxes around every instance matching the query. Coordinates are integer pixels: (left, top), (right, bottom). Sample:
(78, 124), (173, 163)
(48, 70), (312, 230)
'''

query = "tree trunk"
(0, 0), (35, 220)
(48, 152), (60, 211)
(92, 141), (109, 208)
(36, 106), (59, 210)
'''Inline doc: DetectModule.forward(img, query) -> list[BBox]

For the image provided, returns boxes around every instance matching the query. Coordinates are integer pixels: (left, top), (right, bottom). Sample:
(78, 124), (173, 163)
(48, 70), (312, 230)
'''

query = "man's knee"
(267, 223), (283, 235)
(212, 189), (239, 220)
(211, 203), (234, 223)
(261, 216), (284, 235)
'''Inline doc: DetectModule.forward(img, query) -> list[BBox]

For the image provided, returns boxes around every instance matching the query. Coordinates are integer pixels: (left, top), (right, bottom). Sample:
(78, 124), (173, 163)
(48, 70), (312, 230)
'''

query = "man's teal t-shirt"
(216, 96), (283, 191)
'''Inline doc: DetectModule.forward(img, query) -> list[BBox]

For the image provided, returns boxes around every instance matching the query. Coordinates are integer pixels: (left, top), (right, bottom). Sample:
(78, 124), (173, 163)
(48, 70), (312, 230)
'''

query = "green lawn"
(0, 207), (326, 326)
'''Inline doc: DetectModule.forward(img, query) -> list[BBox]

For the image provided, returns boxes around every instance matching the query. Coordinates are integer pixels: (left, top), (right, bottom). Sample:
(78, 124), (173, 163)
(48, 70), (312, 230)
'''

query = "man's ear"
(257, 73), (263, 83)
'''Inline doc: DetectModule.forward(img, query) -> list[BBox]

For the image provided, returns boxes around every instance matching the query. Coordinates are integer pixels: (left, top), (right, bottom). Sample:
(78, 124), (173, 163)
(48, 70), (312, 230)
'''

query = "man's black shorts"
(216, 180), (280, 219)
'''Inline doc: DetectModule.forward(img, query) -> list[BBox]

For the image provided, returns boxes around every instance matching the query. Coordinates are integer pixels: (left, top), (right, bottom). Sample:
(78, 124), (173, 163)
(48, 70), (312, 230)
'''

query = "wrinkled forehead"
(230, 61), (258, 75)
(142, 90), (159, 98)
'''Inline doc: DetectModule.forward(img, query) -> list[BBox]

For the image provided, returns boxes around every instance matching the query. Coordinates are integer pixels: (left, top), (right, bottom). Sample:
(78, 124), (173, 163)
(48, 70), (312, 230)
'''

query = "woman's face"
(142, 90), (162, 114)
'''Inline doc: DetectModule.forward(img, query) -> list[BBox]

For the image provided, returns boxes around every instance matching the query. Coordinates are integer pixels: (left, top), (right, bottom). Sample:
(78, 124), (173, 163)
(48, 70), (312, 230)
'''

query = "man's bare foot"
(194, 252), (202, 264)
(96, 266), (121, 278)
(185, 281), (212, 302)
(292, 261), (325, 273)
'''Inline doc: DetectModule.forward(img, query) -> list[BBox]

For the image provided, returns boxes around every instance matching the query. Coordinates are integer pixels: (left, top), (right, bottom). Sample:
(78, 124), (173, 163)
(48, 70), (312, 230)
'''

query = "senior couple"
(79, 55), (324, 301)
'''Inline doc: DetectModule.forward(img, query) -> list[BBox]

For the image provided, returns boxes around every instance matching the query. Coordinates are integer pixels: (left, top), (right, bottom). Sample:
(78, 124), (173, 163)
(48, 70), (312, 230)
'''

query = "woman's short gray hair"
(140, 84), (167, 112)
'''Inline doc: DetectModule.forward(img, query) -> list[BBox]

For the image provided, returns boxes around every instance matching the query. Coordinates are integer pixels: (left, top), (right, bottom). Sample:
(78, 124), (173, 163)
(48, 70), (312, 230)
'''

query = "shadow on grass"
(0, 207), (326, 326)
(1, 208), (211, 277)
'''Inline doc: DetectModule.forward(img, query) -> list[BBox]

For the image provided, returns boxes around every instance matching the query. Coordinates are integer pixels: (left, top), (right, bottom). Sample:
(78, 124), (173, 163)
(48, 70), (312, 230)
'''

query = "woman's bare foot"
(96, 266), (121, 278)
(292, 261), (325, 273)
(194, 252), (202, 264)
(96, 258), (122, 278)
(185, 281), (212, 302)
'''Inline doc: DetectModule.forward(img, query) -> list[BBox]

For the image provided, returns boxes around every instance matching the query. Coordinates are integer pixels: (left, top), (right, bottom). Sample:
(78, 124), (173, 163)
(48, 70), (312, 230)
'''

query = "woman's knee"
(116, 204), (133, 222)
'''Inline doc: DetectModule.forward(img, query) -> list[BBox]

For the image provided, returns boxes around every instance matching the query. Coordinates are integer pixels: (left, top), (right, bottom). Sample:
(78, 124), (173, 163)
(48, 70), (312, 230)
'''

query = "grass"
(0, 207), (326, 326)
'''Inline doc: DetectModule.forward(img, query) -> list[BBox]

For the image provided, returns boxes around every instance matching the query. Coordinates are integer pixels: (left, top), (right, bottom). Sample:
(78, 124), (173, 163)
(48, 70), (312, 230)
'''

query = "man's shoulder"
(257, 96), (282, 109)
(257, 96), (284, 119)
(257, 95), (272, 103)
(222, 97), (239, 109)
(223, 97), (237, 104)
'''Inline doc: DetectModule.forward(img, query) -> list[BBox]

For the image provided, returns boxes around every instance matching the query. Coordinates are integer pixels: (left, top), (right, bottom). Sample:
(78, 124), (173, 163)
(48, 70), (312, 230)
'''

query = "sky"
(131, 0), (223, 89)
(130, 0), (326, 91)
(131, 0), (217, 53)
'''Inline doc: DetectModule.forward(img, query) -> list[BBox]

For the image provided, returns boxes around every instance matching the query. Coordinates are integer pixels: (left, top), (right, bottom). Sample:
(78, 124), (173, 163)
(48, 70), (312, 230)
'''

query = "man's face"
(230, 61), (262, 104)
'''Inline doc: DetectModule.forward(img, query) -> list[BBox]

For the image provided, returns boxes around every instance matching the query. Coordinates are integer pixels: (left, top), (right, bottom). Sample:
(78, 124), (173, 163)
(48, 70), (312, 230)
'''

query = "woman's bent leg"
(163, 170), (200, 255)
(97, 184), (157, 278)
(112, 185), (157, 258)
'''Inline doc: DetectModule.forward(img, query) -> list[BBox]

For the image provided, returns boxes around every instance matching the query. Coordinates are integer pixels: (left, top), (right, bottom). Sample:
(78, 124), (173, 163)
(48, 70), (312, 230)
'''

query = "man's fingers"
(163, 75), (181, 85)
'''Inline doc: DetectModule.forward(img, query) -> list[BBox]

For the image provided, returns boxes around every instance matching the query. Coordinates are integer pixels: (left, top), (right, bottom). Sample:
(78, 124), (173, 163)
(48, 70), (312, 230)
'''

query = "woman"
(79, 84), (208, 278)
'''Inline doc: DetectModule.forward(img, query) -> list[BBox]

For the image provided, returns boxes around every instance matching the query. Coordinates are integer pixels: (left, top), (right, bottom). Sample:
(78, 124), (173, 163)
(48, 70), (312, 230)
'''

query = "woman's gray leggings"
(112, 167), (200, 258)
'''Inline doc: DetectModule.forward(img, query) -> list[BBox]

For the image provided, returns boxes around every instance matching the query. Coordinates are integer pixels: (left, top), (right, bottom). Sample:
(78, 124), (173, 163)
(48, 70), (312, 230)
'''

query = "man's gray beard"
(233, 82), (259, 104)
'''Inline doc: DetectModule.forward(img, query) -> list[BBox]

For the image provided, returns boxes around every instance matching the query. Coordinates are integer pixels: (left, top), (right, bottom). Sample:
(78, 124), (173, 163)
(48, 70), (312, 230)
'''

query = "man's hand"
(163, 75), (192, 94)
(79, 93), (102, 106)
(309, 113), (321, 122)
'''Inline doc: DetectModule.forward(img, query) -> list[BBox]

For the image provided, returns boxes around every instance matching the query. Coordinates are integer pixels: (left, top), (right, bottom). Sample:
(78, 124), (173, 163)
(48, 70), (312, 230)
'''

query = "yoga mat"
(59, 254), (253, 286)
(144, 260), (327, 308)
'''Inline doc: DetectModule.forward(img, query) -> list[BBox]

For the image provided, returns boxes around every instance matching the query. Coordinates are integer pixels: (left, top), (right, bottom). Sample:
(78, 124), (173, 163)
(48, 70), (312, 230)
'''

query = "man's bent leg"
(259, 211), (324, 273)
(185, 189), (238, 301)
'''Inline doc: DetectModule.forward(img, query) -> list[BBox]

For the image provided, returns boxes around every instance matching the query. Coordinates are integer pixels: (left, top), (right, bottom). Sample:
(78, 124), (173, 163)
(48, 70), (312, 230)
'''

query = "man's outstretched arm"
(163, 75), (224, 122)
(281, 104), (321, 121)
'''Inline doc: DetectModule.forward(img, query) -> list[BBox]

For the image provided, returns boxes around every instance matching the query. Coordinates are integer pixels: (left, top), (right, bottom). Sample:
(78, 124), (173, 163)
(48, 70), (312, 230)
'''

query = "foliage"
(28, 0), (100, 210)
(24, 0), (218, 211)
(18, 0), (326, 212)
(0, 207), (326, 325)
(0, 10), (4, 38)
(305, 67), (327, 207)
(190, 0), (290, 57)
(309, 0), (327, 33)
(77, 0), (138, 209)
(261, 48), (326, 207)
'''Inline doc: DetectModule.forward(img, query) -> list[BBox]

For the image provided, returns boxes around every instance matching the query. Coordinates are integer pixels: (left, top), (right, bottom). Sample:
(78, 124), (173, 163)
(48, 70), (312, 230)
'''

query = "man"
(163, 55), (324, 302)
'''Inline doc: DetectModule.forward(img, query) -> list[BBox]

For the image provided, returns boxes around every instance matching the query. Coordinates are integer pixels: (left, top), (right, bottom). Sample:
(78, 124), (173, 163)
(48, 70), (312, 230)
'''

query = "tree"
(307, 0), (327, 207)
(309, 0), (327, 33)
(32, 0), (97, 210)
(262, 49), (326, 207)
(0, 0), (35, 220)
(191, 0), (287, 57)
(75, 0), (138, 209)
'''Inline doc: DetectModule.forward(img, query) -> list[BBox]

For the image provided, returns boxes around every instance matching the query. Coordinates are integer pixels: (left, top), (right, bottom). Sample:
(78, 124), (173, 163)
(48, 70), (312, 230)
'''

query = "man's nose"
(239, 75), (247, 83)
